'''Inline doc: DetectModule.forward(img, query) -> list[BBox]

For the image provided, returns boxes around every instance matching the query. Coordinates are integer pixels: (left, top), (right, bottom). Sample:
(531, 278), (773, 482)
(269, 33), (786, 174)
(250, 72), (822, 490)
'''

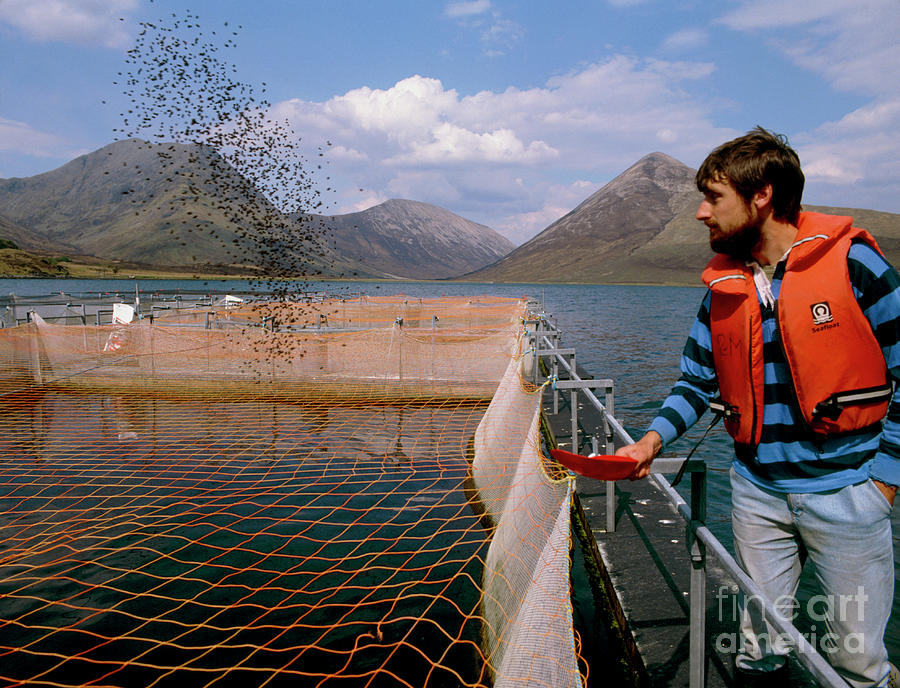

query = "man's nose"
(696, 201), (711, 221)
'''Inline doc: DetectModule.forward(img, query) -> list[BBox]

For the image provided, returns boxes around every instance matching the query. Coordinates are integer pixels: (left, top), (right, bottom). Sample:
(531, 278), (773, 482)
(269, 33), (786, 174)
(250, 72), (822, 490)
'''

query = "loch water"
(2, 276), (898, 664)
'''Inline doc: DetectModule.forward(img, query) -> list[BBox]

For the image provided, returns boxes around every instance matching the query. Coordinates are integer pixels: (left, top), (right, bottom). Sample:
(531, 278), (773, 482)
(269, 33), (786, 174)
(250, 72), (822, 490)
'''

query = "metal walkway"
(528, 307), (842, 687)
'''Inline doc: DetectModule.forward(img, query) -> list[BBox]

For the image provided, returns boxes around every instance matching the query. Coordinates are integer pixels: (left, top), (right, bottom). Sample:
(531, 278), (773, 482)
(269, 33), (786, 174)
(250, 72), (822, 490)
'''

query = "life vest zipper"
(773, 297), (816, 439)
(813, 384), (894, 420)
(747, 311), (759, 444)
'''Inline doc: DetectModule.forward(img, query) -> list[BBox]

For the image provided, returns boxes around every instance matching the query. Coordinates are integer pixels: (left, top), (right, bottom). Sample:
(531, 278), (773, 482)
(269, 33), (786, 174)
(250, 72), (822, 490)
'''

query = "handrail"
(0, 289), (373, 327)
(529, 312), (847, 688)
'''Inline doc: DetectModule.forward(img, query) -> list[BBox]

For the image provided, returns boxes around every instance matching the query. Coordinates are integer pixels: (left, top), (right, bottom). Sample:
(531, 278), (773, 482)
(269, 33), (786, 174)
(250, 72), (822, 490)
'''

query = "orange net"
(0, 295), (584, 687)
(17, 295), (522, 401)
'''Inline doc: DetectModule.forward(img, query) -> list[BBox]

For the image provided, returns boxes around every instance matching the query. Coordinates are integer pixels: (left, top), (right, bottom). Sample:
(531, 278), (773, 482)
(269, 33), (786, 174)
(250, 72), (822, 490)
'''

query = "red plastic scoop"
(549, 448), (638, 481)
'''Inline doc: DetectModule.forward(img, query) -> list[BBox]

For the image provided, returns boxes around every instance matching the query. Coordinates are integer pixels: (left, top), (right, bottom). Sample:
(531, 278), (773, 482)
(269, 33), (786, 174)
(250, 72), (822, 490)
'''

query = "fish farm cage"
(0, 292), (585, 687)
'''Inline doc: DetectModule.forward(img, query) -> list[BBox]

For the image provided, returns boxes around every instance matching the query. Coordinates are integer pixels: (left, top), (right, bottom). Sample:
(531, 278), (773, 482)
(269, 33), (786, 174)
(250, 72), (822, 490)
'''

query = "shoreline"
(0, 270), (705, 288)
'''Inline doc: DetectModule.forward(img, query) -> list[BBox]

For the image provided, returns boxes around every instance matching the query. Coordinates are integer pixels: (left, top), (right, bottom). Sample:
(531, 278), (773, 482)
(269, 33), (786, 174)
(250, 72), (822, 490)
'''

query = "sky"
(0, 0), (898, 245)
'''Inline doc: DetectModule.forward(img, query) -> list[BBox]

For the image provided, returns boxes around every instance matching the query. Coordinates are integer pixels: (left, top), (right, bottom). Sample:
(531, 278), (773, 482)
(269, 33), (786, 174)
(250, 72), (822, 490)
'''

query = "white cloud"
(322, 76), (458, 143)
(656, 129), (679, 144)
(715, 0), (900, 213)
(828, 100), (900, 134)
(329, 145), (367, 161)
(387, 123), (557, 165)
(801, 155), (862, 186)
(480, 17), (524, 56)
(0, 0), (138, 48)
(717, 0), (855, 30)
(387, 171), (462, 206)
(277, 75), (559, 168)
(444, 0), (491, 18)
(273, 58), (734, 243)
(499, 207), (568, 245)
(0, 117), (64, 158)
(799, 97), (900, 205)
(443, 0), (524, 57)
(644, 58), (715, 81)
(337, 192), (389, 215)
(660, 28), (708, 53)
(717, 0), (899, 96)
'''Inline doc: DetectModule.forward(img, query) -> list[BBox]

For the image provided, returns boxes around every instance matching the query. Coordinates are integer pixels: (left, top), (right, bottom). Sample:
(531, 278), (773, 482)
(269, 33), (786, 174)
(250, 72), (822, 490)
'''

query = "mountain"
(0, 211), (75, 253)
(0, 138), (333, 275)
(7, 142), (896, 284)
(468, 153), (900, 285)
(0, 139), (513, 279)
(467, 152), (705, 284)
(314, 199), (515, 280)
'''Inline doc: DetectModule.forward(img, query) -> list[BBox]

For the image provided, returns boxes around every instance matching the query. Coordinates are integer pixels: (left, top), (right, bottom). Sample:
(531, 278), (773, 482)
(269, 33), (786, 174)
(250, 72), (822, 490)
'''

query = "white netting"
(474, 354), (582, 687)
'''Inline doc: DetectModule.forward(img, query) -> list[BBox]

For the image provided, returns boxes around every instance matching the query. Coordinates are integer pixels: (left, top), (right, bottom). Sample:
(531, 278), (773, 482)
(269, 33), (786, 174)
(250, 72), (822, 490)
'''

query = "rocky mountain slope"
(466, 153), (704, 284)
(4, 141), (899, 283)
(315, 199), (514, 280)
(0, 212), (75, 253)
(468, 153), (900, 285)
(0, 139), (512, 279)
(0, 139), (299, 272)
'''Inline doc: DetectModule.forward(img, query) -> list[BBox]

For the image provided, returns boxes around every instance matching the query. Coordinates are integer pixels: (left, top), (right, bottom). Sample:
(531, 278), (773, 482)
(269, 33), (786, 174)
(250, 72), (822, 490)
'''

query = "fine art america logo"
(714, 585), (869, 656)
(811, 301), (834, 325)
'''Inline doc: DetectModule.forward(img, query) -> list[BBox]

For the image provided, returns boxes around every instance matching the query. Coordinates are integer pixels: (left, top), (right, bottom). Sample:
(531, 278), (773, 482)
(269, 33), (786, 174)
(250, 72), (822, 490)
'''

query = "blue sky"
(0, 0), (898, 244)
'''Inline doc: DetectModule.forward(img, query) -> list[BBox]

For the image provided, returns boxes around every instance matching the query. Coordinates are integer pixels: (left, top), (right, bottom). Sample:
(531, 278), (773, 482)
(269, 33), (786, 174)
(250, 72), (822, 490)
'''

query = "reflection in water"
(0, 390), (492, 687)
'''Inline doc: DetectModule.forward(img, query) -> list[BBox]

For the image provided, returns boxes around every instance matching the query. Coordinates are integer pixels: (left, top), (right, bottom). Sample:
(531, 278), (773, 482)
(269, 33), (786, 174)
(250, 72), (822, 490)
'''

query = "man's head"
(695, 127), (804, 259)
(696, 126), (804, 225)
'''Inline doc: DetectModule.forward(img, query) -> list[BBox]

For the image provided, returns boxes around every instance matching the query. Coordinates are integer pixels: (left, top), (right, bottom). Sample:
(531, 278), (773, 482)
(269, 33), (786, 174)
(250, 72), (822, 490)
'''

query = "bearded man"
(617, 127), (899, 687)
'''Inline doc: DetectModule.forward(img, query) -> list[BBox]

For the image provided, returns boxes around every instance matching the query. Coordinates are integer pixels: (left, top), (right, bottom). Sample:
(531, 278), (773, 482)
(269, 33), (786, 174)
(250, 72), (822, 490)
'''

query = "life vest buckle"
(709, 398), (740, 420)
(813, 397), (843, 420)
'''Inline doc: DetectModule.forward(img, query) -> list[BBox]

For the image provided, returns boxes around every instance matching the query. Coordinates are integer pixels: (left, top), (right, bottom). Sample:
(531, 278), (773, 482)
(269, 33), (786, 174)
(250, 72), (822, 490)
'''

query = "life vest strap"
(813, 384), (894, 420)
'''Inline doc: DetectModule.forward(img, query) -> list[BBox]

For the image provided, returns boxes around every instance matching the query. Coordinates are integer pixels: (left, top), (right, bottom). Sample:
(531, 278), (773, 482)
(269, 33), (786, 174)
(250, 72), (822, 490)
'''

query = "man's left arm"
(849, 241), (900, 504)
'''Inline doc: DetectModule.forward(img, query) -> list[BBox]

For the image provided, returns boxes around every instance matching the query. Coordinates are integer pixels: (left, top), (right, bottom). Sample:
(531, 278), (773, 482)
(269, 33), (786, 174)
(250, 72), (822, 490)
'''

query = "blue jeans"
(730, 466), (894, 687)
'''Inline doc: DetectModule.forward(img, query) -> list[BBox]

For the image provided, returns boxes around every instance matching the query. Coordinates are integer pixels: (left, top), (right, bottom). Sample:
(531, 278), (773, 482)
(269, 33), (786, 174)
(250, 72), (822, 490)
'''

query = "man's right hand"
(616, 430), (663, 480)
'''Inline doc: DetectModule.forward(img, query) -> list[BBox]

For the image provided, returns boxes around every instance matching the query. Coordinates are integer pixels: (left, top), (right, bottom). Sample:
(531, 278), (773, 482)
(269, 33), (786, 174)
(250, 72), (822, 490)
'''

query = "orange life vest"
(702, 212), (892, 446)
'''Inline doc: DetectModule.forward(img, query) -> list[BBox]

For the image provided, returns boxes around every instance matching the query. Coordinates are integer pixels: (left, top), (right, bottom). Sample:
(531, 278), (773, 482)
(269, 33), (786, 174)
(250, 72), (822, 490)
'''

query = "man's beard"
(708, 217), (761, 260)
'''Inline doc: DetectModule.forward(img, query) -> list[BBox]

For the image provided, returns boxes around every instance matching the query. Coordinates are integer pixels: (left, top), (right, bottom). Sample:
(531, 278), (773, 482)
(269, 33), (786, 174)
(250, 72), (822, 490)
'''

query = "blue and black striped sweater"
(648, 241), (900, 493)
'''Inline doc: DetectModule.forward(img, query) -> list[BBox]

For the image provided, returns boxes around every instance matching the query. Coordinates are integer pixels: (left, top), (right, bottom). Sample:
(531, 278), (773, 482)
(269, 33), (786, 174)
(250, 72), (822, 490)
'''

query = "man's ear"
(753, 184), (774, 212)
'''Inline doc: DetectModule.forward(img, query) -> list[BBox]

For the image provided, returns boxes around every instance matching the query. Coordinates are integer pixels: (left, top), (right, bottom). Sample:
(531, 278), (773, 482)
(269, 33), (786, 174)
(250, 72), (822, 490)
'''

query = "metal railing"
(0, 289), (372, 328)
(526, 310), (847, 688)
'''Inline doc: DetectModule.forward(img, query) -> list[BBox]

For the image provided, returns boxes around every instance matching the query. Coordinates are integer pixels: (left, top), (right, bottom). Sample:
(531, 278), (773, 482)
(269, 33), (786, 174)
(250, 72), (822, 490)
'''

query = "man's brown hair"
(696, 126), (805, 224)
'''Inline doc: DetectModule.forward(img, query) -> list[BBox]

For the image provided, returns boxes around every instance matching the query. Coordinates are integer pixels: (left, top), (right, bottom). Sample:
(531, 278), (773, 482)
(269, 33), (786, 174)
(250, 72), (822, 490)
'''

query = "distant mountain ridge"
(466, 152), (703, 283)
(468, 152), (900, 285)
(0, 139), (278, 270)
(0, 139), (514, 279)
(314, 199), (514, 279)
(3, 141), (899, 283)
(0, 212), (70, 252)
